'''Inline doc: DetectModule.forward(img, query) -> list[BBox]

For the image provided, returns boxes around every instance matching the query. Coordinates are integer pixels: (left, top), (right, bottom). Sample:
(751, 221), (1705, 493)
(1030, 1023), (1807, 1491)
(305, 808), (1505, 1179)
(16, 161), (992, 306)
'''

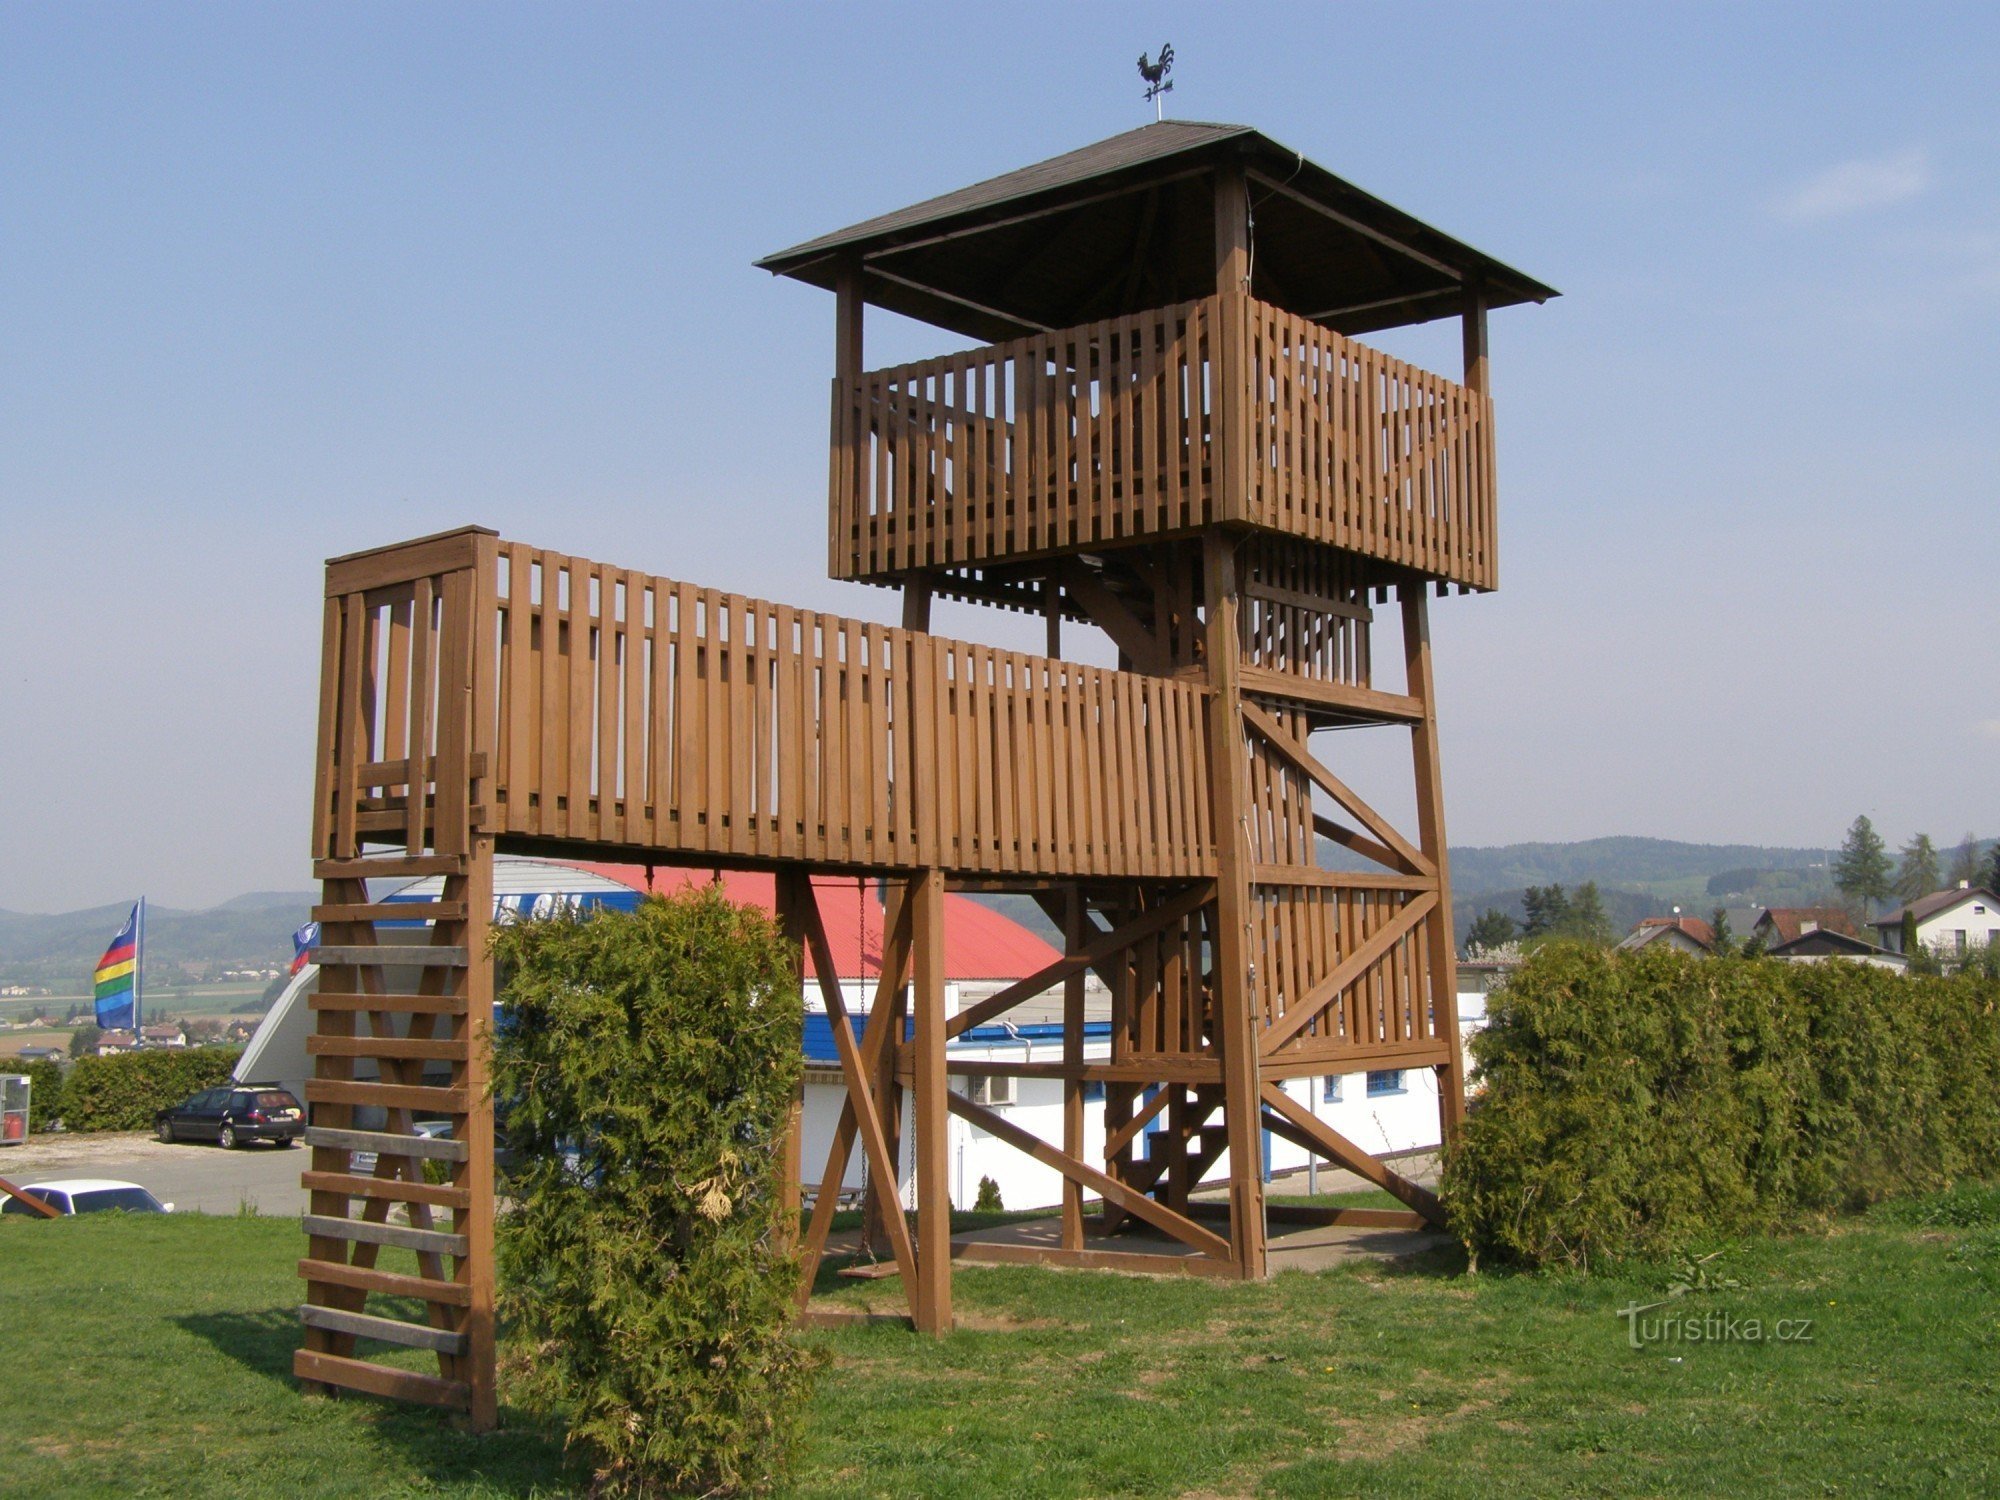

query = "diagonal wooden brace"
(1259, 1082), (1445, 1228)
(946, 1091), (1235, 1263)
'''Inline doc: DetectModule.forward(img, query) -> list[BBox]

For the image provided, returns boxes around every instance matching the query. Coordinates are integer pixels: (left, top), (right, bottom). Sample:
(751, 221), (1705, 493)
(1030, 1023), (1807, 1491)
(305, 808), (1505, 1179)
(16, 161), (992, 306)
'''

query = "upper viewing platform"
(760, 122), (1555, 596)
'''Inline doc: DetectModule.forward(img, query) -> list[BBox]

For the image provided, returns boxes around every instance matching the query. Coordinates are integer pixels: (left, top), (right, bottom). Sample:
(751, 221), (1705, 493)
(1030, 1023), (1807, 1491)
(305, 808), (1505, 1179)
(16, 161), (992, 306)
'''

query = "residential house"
(1765, 927), (1908, 972)
(140, 1022), (187, 1049)
(95, 1030), (138, 1055)
(1616, 915), (1715, 956)
(1873, 885), (2000, 958)
(1751, 907), (1857, 950)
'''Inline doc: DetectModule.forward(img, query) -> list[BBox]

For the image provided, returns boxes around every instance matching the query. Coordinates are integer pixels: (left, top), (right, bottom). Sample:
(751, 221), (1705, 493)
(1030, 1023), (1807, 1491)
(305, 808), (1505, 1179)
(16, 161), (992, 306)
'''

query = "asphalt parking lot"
(0, 1131), (308, 1216)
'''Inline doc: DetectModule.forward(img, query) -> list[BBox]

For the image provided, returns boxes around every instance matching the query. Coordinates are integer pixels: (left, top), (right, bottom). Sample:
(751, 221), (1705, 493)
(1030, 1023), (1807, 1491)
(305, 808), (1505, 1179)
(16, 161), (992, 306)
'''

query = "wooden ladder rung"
(309, 991), (468, 1017)
(312, 902), (471, 924)
(301, 1171), (471, 1211)
(315, 855), (465, 880)
(298, 1257), (472, 1307)
(298, 1303), (468, 1355)
(302, 1213), (468, 1258)
(306, 1034), (467, 1063)
(294, 1350), (470, 1411)
(305, 1079), (468, 1114)
(305, 1126), (470, 1163)
(314, 945), (470, 968)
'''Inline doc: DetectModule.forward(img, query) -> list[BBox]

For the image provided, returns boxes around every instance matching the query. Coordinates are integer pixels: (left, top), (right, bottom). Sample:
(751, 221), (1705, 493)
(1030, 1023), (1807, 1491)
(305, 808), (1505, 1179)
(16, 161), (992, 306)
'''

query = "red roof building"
(579, 864), (1061, 982)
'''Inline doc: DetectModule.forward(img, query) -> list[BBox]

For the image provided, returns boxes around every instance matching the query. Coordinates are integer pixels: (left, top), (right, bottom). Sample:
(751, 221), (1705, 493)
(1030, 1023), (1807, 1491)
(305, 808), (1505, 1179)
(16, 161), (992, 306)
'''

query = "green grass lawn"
(3, 1194), (1997, 1498)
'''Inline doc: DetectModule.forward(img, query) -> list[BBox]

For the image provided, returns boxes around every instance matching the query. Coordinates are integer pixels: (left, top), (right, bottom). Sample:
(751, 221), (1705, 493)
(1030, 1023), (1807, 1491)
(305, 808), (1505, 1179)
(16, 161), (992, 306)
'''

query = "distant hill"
(0, 897), (312, 991)
(217, 891), (319, 911)
(962, 836), (1853, 951)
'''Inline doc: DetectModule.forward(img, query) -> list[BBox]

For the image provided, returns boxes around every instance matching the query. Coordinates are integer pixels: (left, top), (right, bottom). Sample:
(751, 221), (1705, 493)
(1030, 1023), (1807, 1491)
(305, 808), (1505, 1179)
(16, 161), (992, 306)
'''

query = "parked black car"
(155, 1085), (304, 1148)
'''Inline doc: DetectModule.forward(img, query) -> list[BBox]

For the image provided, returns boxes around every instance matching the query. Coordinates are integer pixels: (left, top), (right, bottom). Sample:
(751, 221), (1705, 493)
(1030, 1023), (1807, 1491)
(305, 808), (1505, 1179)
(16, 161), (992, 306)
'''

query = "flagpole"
(134, 897), (145, 1040)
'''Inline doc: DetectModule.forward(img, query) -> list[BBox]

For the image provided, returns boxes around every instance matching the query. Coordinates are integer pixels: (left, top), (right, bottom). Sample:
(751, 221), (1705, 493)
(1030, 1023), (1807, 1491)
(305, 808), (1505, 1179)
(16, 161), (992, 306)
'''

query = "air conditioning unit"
(965, 1073), (1016, 1108)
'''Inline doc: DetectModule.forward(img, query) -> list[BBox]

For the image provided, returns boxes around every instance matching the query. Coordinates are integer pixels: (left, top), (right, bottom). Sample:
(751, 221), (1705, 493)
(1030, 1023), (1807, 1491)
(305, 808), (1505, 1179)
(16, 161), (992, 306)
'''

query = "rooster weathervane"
(1138, 44), (1174, 120)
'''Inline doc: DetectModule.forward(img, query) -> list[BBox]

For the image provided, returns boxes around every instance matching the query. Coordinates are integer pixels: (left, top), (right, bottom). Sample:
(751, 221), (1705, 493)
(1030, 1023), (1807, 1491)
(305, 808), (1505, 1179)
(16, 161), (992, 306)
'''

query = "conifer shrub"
(490, 887), (820, 1498)
(1444, 945), (2000, 1269)
(973, 1175), (1004, 1213)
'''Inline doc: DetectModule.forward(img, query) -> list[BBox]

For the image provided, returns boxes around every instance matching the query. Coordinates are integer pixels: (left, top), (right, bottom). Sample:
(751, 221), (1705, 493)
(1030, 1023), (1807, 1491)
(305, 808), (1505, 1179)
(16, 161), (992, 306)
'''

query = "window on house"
(1082, 1081), (1106, 1103)
(1366, 1070), (1406, 1097)
(1954, 930), (1968, 954)
(1320, 1075), (1343, 1103)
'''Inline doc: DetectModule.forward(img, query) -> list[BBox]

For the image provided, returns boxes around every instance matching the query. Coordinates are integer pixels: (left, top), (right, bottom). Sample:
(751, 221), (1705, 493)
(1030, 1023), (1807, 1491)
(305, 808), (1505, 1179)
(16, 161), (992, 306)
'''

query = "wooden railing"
(314, 530), (1216, 882)
(831, 293), (1496, 591)
(1243, 300), (1496, 591)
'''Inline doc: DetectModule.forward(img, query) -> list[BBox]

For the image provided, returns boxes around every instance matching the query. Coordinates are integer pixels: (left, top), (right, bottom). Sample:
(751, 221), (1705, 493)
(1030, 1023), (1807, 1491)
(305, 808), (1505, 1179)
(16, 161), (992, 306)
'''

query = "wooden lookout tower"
(292, 120), (1554, 1426)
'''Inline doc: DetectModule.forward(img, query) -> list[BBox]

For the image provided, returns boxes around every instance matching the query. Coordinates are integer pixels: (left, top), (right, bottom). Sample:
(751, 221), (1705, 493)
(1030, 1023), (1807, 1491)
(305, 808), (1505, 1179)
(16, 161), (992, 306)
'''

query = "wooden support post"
(773, 871), (811, 1253)
(831, 258), (865, 578)
(457, 836), (497, 1432)
(911, 868), (952, 1334)
(1462, 284), (1489, 397)
(863, 881), (907, 1261)
(1202, 528), (1266, 1280)
(1060, 887), (1086, 1250)
(1402, 587), (1466, 1143)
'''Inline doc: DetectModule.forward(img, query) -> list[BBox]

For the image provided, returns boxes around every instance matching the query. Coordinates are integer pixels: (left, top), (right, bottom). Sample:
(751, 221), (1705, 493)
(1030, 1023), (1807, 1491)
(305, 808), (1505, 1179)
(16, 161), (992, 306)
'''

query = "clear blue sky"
(3, 3), (1995, 911)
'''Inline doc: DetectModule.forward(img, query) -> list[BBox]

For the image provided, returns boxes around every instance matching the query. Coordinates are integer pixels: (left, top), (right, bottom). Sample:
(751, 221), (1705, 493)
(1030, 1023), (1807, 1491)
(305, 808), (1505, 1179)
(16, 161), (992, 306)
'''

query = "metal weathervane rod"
(1138, 43), (1174, 120)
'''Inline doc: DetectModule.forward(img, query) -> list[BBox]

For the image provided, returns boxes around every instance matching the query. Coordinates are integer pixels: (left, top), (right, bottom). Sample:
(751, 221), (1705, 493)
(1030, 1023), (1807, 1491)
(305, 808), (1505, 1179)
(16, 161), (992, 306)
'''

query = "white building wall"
(800, 1058), (1450, 1212)
(1916, 898), (2000, 955)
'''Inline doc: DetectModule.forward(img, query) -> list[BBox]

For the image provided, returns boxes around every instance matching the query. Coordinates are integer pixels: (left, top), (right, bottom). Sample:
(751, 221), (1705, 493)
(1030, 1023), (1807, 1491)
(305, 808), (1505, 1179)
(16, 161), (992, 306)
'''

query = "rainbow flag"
(94, 905), (140, 1030)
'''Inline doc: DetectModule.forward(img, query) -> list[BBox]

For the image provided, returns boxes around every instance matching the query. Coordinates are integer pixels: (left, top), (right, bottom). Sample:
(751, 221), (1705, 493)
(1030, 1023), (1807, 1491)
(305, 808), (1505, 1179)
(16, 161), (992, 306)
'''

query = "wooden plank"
(298, 1304), (468, 1356)
(297, 1258), (472, 1307)
(1250, 865), (1433, 892)
(309, 991), (467, 1017)
(300, 1214), (468, 1257)
(324, 527), (493, 597)
(294, 1350), (471, 1411)
(0, 1174), (60, 1218)
(300, 1171), (472, 1211)
(949, 1240), (1240, 1279)
(1257, 1083), (1445, 1227)
(306, 1034), (467, 1063)
(303, 1126), (469, 1163)
(312, 855), (464, 881)
(305, 1079), (468, 1114)
(311, 902), (469, 924)
(313, 945), (469, 968)
(1239, 666), (1423, 723)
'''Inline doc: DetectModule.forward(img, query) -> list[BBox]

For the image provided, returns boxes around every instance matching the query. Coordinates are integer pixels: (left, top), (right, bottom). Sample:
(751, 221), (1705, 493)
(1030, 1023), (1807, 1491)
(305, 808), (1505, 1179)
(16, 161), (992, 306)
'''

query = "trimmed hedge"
(492, 887), (820, 1497)
(1443, 946), (2000, 1269)
(60, 1048), (244, 1133)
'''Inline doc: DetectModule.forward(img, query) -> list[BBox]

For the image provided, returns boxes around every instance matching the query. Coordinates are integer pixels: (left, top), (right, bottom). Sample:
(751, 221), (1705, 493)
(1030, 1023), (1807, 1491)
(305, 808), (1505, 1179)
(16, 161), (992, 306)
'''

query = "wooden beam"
(950, 1240), (1240, 1280)
(1240, 699), (1433, 877)
(1257, 1083), (1446, 1228)
(797, 890), (922, 1306)
(945, 1091), (1234, 1262)
(1403, 586), (1468, 1144)
(947, 882), (1214, 1037)
(911, 869), (951, 1335)
(1238, 665), (1424, 725)
(1313, 813), (1416, 878)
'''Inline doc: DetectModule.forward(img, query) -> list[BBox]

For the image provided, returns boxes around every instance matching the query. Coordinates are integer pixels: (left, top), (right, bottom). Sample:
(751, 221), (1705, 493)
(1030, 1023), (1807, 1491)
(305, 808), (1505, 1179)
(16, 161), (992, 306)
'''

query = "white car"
(1, 1178), (174, 1216)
